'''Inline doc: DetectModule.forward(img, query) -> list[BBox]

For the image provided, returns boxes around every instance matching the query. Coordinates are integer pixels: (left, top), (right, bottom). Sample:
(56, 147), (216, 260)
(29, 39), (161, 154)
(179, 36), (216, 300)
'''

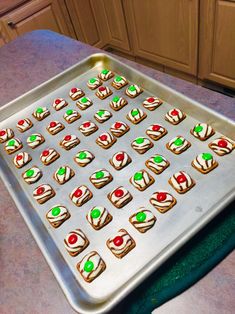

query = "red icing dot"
(176, 174), (187, 183)
(99, 86), (106, 92)
(83, 122), (91, 128)
(113, 236), (123, 247)
(0, 130), (6, 136)
(68, 234), (78, 245)
(147, 97), (155, 103)
(152, 124), (160, 131)
(55, 99), (61, 104)
(42, 150), (49, 156)
(157, 192), (167, 202)
(71, 88), (77, 93)
(18, 120), (24, 125)
(50, 121), (57, 127)
(114, 188), (124, 198)
(218, 139), (228, 148)
(114, 122), (122, 129)
(171, 109), (179, 116)
(100, 134), (107, 141)
(74, 188), (82, 197)
(64, 135), (71, 141)
(36, 187), (45, 195)
(16, 155), (23, 160)
(116, 153), (124, 161)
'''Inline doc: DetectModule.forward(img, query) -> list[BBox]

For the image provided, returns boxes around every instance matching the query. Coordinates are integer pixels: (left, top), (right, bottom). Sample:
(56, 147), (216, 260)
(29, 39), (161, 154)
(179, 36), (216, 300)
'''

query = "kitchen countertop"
(0, 30), (234, 314)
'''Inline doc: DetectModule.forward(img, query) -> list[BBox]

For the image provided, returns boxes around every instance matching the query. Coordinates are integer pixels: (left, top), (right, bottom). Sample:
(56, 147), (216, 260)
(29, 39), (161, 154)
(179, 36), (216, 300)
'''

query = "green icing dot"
(113, 96), (120, 103)
(36, 107), (43, 114)
(8, 140), (15, 146)
(57, 167), (65, 175)
(194, 125), (203, 133)
(81, 97), (88, 103)
(51, 207), (60, 216)
(91, 208), (101, 219)
(136, 137), (144, 144)
(84, 260), (94, 272)
(174, 138), (183, 146)
(129, 85), (136, 92)
(30, 135), (37, 142)
(78, 152), (87, 159)
(89, 78), (96, 84)
(97, 110), (105, 117)
(202, 153), (213, 160)
(95, 171), (104, 179)
(115, 76), (122, 82)
(66, 109), (73, 115)
(134, 172), (143, 181)
(26, 169), (34, 177)
(131, 109), (139, 116)
(154, 156), (163, 163)
(136, 212), (146, 222)
(102, 69), (109, 75)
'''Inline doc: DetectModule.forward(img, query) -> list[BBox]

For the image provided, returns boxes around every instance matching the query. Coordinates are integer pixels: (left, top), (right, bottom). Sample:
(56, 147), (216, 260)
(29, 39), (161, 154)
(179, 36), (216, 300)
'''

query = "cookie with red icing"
(90, 169), (113, 189)
(125, 84), (143, 98)
(95, 86), (113, 100)
(27, 133), (45, 149)
(142, 97), (163, 111)
(46, 121), (65, 135)
(165, 108), (186, 125)
(109, 96), (128, 111)
(129, 208), (156, 233)
(106, 229), (135, 258)
(146, 124), (167, 141)
(87, 77), (102, 90)
(96, 132), (116, 149)
(13, 152), (32, 168)
(98, 69), (114, 81)
(108, 186), (132, 208)
(145, 154), (170, 174)
(76, 97), (93, 110)
(208, 137), (235, 156)
(150, 191), (177, 213)
(87, 206), (112, 230)
(63, 109), (81, 124)
(16, 119), (33, 132)
(79, 121), (98, 136)
(40, 148), (60, 165)
(5, 138), (23, 155)
(69, 87), (84, 100)
(46, 205), (70, 228)
(32, 107), (50, 121)
(169, 171), (195, 194)
(130, 169), (155, 191)
(53, 165), (75, 185)
(131, 137), (153, 154)
(166, 136), (191, 154)
(110, 121), (130, 138)
(111, 75), (128, 89)
(70, 185), (93, 207)
(64, 229), (89, 256)
(33, 184), (55, 204)
(109, 151), (132, 170)
(94, 109), (112, 123)
(0, 128), (14, 143)
(52, 98), (68, 111)
(60, 134), (80, 150)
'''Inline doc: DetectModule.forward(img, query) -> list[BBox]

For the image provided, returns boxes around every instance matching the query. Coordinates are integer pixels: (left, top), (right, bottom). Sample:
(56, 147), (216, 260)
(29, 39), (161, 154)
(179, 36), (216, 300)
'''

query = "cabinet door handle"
(7, 21), (15, 28)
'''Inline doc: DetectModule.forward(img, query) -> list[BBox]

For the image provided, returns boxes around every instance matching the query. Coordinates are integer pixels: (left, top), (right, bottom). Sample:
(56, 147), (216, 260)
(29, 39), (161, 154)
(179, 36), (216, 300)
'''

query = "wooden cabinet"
(0, 0), (74, 43)
(123, 0), (199, 75)
(199, 0), (235, 89)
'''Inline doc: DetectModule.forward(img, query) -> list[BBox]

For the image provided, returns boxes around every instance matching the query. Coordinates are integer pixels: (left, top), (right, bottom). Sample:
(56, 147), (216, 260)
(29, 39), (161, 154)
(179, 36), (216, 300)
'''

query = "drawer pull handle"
(8, 21), (15, 28)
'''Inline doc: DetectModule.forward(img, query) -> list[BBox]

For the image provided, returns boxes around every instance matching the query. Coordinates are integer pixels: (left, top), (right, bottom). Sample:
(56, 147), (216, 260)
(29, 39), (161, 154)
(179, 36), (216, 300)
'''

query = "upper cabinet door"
(1, 0), (73, 42)
(123, 0), (199, 75)
(199, 0), (235, 89)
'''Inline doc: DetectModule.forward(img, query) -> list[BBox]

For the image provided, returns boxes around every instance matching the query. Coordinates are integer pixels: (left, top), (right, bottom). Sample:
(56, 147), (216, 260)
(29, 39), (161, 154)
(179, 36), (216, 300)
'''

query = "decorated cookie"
(96, 132), (116, 149)
(60, 134), (80, 150)
(110, 121), (130, 138)
(87, 77), (102, 90)
(109, 151), (132, 170)
(52, 98), (68, 111)
(112, 75), (128, 89)
(46, 205), (70, 228)
(150, 191), (177, 213)
(16, 119), (33, 132)
(76, 97), (93, 110)
(13, 152), (32, 168)
(70, 185), (93, 207)
(98, 69), (114, 81)
(87, 206), (112, 230)
(22, 166), (42, 184)
(64, 229), (89, 256)
(146, 124), (167, 141)
(143, 97), (163, 111)
(0, 128), (14, 143)
(169, 171), (195, 194)
(125, 84), (143, 98)
(165, 108), (186, 125)
(106, 229), (135, 258)
(108, 186), (132, 208)
(79, 121), (98, 136)
(5, 138), (23, 154)
(95, 86), (113, 100)
(130, 169), (155, 191)
(33, 184), (55, 204)
(63, 109), (81, 124)
(145, 154), (170, 174)
(208, 137), (235, 156)
(94, 109), (112, 123)
(90, 169), (113, 189)
(109, 96), (128, 111)
(190, 123), (215, 141)
(131, 137), (153, 154)
(74, 150), (95, 167)
(192, 153), (218, 174)
(27, 133), (45, 149)
(77, 251), (106, 283)
(32, 107), (50, 121)
(40, 148), (60, 165)
(129, 208), (156, 233)
(166, 136), (191, 154)
(53, 165), (75, 185)
(69, 87), (85, 100)
(126, 108), (147, 124)
(46, 120), (65, 135)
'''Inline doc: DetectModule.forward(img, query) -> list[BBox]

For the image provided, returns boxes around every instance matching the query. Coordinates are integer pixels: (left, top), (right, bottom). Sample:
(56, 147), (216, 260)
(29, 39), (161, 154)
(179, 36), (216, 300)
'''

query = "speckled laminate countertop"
(0, 30), (234, 314)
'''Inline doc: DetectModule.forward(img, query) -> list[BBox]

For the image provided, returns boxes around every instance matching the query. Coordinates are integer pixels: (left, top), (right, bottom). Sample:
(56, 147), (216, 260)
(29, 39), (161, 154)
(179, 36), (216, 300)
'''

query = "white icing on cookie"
(112, 76), (127, 88)
(98, 69), (114, 80)
(60, 135), (79, 150)
(78, 251), (105, 282)
(96, 132), (115, 148)
(90, 169), (112, 188)
(191, 123), (214, 140)
(69, 87), (84, 100)
(109, 96), (127, 110)
(107, 229), (134, 256)
(129, 208), (156, 232)
(146, 155), (169, 174)
(32, 107), (50, 120)
(110, 121), (129, 137)
(130, 170), (153, 190)
(146, 124), (167, 140)
(96, 86), (112, 98)
(40, 148), (59, 165)
(63, 109), (80, 123)
(47, 121), (64, 134)
(64, 229), (88, 255)
(23, 166), (42, 184)
(16, 119), (33, 132)
(46, 205), (69, 225)
(5, 138), (22, 154)
(77, 97), (93, 110)
(125, 84), (142, 97)
(0, 128), (14, 143)
(87, 206), (111, 229)
(52, 98), (68, 111)
(110, 151), (131, 170)
(33, 184), (55, 203)
(167, 136), (190, 154)
(209, 138), (234, 156)
(143, 97), (163, 110)
(54, 166), (74, 184)
(13, 152), (31, 168)
(109, 186), (132, 208)
(74, 150), (94, 166)
(150, 191), (176, 211)
(94, 109), (112, 123)
(79, 121), (98, 135)
(87, 77), (102, 89)
(192, 153), (217, 172)
(132, 137), (153, 153)
(165, 108), (185, 124)
(70, 185), (92, 206)
(127, 108), (145, 123)
(170, 171), (194, 192)
(27, 133), (44, 148)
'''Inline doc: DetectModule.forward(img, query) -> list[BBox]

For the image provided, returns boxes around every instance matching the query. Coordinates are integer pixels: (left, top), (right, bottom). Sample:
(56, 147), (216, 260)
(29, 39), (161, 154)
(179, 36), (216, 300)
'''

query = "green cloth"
(115, 201), (235, 314)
